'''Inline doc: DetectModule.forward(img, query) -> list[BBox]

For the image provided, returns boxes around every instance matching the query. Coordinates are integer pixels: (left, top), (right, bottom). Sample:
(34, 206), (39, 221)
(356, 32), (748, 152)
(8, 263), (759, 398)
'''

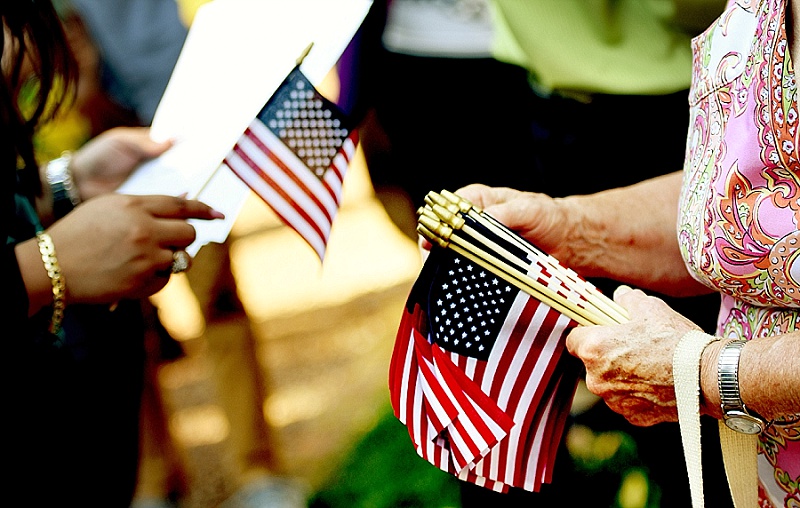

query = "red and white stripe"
(389, 290), (580, 493)
(224, 118), (358, 260)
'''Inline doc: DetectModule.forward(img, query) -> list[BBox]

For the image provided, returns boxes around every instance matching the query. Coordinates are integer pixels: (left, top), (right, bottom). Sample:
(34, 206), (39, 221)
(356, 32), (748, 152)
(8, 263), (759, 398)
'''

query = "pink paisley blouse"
(678, 0), (800, 506)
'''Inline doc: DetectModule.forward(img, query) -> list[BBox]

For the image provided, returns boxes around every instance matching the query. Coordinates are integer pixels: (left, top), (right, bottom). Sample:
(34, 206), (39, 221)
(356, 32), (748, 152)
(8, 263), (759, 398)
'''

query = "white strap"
(719, 421), (758, 508)
(673, 330), (720, 508)
(673, 331), (758, 508)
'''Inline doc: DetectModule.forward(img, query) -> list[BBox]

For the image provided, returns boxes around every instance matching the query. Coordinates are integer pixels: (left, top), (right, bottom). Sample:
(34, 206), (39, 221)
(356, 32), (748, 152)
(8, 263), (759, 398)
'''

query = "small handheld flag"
(389, 189), (629, 492)
(223, 59), (359, 261)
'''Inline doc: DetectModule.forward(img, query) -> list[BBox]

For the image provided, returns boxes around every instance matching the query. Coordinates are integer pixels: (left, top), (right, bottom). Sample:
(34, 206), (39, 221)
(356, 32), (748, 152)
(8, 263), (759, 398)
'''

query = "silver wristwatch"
(46, 151), (80, 219)
(718, 340), (768, 434)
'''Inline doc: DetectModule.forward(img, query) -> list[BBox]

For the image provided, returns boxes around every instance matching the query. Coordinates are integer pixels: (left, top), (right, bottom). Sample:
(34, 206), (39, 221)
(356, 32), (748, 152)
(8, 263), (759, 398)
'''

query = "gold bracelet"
(36, 231), (66, 334)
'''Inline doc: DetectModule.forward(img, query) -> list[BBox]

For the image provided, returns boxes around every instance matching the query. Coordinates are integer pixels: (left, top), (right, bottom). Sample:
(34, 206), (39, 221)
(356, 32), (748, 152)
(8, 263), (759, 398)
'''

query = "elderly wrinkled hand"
(454, 183), (578, 266)
(565, 285), (701, 427)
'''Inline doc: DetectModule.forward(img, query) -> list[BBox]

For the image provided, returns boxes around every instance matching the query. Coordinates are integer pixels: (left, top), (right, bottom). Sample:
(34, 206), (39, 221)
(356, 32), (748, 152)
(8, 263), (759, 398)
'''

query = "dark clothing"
(3, 185), (146, 506)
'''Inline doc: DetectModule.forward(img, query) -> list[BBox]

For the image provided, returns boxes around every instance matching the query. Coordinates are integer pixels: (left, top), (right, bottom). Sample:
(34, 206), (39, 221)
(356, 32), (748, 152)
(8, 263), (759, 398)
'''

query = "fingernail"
(210, 209), (225, 219)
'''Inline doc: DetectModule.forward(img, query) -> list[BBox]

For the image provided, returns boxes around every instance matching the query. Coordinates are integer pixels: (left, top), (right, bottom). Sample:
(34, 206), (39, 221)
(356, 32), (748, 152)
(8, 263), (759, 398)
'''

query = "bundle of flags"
(389, 190), (629, 492)
(222, 61), (359, 261)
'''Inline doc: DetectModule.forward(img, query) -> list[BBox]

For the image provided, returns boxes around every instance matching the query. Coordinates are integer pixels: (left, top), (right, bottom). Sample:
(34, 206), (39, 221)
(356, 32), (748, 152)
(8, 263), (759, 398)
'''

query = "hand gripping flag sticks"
(389, 189), (629, 493)
(418, 189), (628, 327)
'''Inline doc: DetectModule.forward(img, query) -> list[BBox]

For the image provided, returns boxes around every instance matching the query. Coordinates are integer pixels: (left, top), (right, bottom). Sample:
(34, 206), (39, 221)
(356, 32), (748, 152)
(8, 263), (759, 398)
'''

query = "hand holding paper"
(117, 0), (373, 257)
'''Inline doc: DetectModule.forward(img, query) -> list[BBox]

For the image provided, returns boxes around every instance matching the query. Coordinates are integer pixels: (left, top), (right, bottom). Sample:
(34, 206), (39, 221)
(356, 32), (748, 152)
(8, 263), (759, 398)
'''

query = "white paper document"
(117, 0), (373, 255)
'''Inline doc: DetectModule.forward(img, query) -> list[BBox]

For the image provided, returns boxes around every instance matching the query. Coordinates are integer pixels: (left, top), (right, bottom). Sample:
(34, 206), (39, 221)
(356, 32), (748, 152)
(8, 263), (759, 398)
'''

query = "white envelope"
(117, 0), (373, 255)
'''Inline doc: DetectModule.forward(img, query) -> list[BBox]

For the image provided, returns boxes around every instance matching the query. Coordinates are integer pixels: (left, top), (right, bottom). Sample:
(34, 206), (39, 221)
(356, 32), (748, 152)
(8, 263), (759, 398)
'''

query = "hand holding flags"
(389, 190), (629, 493)
(419, 190), (628, 326)
(221, 50), (359, 261)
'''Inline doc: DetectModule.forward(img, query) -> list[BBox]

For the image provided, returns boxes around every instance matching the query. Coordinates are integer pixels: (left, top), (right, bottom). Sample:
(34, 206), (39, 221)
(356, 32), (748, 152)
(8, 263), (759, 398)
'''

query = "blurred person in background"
(55, 0), (188, 128)
(354, 0), (536, 238)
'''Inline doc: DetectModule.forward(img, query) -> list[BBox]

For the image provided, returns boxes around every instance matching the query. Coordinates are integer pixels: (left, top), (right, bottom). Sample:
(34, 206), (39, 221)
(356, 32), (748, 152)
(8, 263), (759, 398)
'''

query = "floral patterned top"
(678, 0), (800, 506)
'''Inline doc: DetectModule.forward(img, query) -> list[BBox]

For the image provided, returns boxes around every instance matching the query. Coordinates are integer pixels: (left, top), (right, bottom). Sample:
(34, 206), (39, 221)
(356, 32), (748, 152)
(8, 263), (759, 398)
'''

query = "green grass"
(309, 404), (661, 508)
(309, 405), (461, 508)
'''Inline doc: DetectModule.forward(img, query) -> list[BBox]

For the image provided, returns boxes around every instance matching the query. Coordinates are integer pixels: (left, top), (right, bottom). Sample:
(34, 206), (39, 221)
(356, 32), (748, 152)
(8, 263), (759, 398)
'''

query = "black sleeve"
(3, 166), (35, 340)
(3, 243), (30, 333)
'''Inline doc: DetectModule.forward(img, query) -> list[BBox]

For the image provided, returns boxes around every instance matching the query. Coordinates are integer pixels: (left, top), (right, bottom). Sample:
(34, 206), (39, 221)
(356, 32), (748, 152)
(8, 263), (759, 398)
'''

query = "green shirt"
(490, 0), (726, 95)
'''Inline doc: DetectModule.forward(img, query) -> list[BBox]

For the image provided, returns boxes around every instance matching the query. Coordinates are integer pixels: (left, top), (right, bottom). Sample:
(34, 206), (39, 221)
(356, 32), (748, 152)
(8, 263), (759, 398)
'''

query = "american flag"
(223, 65), (359, 260)
(389, 246), (583, 492)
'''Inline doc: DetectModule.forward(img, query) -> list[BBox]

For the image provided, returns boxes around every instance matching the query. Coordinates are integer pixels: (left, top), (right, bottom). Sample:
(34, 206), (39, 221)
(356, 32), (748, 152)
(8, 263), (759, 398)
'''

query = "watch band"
(718, 339), (767, 434)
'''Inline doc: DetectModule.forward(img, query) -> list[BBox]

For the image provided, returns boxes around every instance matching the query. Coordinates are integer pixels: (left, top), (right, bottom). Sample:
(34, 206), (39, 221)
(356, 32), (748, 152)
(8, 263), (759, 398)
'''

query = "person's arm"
(700, 333), (800, 421)
(457, 171), (711, 297)
(18, 193), (224, 317)
(35, 127), (174, 226)
(14, 239), (53, 317)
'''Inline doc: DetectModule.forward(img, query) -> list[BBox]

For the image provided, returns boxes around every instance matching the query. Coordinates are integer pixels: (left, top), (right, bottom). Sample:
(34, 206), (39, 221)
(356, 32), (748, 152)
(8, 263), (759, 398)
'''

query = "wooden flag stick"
(193, 42), (314, 199)
(420, 197), (628, 324)
(474, 209), (629, 324)
(194, 45), (315, 202)
(422, 203), (628, 326)
(418, 215), (612, 326)
(418, 222), (595, 327)
(422, 204), (528, 272)
(296, 42), (314, 66)
(445, 228), (613, 326)
(432, 190), (629, 323)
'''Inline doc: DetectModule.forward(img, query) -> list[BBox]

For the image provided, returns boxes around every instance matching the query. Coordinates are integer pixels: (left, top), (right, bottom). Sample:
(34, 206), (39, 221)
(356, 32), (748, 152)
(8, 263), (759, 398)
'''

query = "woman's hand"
(70, 127), (173, 200)
(454, 184), (572, 261)
(566, 286), (701, 426)
(42, 193), (222, 304)
(455, 176), (709, 297)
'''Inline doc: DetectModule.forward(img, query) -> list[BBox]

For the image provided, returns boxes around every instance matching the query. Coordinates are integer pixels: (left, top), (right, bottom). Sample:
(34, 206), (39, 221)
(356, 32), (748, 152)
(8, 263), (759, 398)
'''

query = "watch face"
(724, 413), (764, 435)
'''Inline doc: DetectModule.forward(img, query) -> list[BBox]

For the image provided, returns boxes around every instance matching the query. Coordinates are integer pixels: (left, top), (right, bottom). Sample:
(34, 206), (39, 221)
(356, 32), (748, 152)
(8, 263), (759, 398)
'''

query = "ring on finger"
(171, 250), (190, 274)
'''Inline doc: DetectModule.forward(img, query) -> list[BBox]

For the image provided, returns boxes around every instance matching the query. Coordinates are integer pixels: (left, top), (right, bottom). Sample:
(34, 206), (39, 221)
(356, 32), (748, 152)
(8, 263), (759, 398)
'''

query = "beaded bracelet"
(36, 231), (66, 334)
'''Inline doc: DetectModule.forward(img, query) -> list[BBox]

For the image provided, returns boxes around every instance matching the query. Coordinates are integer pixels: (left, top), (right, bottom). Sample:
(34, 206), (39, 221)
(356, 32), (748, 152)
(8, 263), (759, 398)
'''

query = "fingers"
(151, 218), (198, 249)
(453, 183), (493, 207)
(125, 194), (225, 221)
(613, 284), (634, 300)
(118, 127), (174, 159)
(565, 323), (605, 362)
(102, 126), (174, 159)
(567, 285), (685, 427)
(565, 326), (584, 358)
(612, 284), (663, 318)
(454, 184), (516, 210)
(613, 285), (684, 324)
(153, 247), (181, 276)
(613, 284), (648, 309)
(604, 396), (671, 427)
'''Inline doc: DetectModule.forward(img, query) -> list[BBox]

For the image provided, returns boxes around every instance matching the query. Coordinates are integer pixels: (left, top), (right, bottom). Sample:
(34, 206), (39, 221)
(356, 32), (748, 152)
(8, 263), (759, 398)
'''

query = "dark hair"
(1, 0), (76, 197)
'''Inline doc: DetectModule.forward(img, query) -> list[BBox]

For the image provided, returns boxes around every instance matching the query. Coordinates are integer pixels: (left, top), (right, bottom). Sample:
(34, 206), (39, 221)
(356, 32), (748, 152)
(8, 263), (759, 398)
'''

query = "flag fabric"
(223, 65), (359, 260)
(389, 246), (583, 493)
